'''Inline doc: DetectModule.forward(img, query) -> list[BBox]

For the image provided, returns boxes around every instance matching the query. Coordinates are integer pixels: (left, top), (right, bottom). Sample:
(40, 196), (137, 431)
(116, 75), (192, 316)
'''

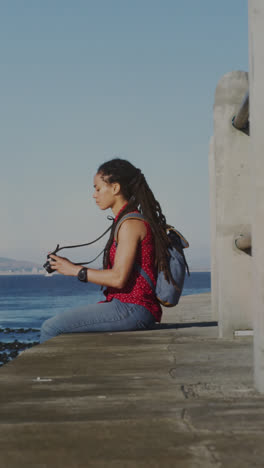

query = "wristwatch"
(77, 267), (88, 282)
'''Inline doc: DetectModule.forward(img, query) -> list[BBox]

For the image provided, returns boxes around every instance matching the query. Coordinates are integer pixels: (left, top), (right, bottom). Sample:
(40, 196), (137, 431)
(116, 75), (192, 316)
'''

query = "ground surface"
(0, 293), (262, 468)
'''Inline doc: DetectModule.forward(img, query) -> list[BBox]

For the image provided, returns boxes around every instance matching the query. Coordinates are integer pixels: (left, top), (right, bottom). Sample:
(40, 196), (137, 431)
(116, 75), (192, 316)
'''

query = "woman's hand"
(49, 254), (81, 277)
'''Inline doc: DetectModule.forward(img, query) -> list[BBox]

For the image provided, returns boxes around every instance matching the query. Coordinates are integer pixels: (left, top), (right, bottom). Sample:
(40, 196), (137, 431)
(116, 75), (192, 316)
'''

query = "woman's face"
(93, 173), (117, 210)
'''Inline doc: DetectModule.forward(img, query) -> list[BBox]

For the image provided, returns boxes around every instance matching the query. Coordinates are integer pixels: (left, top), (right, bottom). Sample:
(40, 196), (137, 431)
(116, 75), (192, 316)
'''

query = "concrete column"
(249, 0), (264, 392)
(208, 137), (218, 321)
(212, 71), (252, 338)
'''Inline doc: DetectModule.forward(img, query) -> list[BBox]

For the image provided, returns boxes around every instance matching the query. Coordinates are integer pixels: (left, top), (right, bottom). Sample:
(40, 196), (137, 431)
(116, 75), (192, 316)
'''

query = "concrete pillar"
(249, 0), (264, 392)
(212, 71), (252, 338)
(209, 137), (218, 321)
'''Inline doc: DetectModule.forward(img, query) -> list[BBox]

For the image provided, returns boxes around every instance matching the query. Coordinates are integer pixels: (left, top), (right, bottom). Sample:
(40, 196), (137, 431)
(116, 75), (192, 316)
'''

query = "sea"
(0, 272), (210, 366)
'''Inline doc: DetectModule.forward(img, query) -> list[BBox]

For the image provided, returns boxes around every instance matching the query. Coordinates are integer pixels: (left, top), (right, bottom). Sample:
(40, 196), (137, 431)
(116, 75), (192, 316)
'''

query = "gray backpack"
(114, 213), (190, 307)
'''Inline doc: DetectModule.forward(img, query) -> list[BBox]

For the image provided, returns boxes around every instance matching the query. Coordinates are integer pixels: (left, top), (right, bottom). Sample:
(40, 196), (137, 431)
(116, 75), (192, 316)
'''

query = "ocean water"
(0, 272), (210, 365)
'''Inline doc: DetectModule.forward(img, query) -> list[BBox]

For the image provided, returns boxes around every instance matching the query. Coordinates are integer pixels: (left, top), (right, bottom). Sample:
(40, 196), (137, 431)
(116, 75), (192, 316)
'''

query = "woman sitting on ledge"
(40, 158), (172, 343)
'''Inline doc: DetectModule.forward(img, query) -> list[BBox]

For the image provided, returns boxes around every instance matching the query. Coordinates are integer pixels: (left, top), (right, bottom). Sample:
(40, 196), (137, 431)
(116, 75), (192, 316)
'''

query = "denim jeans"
(40, 299), (156, 343)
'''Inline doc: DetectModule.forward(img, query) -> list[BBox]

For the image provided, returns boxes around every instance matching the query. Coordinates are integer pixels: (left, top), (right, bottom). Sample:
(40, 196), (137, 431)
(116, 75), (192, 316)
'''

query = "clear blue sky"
(1, 1), (248, 269)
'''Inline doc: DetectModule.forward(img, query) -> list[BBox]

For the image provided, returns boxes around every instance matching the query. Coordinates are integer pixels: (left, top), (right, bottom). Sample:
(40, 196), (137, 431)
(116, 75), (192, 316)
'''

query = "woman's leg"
(40, 299), (155, 343)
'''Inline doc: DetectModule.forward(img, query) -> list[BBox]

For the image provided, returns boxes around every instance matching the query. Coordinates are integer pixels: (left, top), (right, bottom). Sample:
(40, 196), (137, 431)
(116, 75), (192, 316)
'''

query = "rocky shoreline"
(0, 340), (39, 366)
(0, 328), (40, 366)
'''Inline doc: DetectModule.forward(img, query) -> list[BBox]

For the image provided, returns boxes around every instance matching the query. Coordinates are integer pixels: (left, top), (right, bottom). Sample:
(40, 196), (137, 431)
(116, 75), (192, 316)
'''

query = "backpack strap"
(133, 263), (155, 293)
(167, 226), (189, 248)
(167, 227), (190, 276)
(114, 212), (146, 243)
(114, 214), (155, 290)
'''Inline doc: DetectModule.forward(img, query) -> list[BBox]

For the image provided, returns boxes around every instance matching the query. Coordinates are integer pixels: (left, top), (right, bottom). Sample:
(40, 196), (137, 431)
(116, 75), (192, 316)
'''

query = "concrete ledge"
(0, 293), (263, 467)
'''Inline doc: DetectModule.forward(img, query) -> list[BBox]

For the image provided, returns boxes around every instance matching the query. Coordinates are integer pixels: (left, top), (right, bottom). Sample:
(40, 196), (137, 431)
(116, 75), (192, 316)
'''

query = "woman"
(40, 158), (173, 343)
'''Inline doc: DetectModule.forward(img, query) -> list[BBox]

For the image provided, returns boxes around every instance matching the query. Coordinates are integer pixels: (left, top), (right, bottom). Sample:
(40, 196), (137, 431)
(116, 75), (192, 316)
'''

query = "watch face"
(78, 268), (87, 281)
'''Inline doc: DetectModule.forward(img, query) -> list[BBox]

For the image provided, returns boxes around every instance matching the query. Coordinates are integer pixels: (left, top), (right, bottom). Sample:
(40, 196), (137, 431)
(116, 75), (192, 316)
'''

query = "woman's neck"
(112, 199), (128, 217)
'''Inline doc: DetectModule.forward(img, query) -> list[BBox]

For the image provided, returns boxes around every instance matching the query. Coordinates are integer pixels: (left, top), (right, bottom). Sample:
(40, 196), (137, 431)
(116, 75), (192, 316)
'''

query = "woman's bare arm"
(49, 219), (147, 288)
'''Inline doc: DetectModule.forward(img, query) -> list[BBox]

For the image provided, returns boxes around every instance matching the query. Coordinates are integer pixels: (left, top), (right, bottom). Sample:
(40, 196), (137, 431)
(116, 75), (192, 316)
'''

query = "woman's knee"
(40, 317), (60, 343)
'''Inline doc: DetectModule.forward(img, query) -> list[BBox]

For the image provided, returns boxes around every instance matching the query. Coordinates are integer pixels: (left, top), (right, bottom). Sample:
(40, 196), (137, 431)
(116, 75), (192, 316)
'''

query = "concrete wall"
(208, 137), (218, 321)
(249, 0), (264, 392)
(211, 71), (252, 338)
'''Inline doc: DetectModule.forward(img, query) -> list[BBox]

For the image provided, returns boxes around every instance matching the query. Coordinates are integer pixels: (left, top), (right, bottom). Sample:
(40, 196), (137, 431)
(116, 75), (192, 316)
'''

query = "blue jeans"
(40, 299), (156, 343)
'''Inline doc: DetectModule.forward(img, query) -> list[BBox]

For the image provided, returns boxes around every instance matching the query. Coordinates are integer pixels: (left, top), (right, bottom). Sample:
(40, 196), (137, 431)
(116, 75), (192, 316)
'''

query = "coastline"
(0, 270), (211, 276)
(0, 271), (45, 276)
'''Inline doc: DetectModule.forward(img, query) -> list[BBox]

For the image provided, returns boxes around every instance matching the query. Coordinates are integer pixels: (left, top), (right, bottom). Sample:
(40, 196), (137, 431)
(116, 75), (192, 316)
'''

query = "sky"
(1, 0), (248, 270)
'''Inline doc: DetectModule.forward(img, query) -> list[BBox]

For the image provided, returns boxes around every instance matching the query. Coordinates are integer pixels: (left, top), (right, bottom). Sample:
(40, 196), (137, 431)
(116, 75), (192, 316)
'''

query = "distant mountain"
(0, 257), (41, 272)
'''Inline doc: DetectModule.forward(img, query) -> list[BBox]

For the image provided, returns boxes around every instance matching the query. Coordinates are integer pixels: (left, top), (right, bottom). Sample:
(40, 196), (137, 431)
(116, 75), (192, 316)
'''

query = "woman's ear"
(112, 182), (121, 195)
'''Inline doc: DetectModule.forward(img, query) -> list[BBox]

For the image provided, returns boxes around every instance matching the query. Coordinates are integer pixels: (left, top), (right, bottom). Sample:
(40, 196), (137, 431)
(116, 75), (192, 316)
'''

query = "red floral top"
(103, 204), (162, 322)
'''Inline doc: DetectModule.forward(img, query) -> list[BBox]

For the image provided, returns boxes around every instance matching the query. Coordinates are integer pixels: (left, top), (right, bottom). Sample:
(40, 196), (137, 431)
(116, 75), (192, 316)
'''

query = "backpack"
(114, 213), (190, 307)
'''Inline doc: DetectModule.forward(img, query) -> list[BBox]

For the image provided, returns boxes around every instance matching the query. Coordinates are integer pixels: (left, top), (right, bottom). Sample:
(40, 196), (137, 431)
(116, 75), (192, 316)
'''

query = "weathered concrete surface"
(208, 137), (218, 322)
(249, 0), (264, 393)
(212, 70), (252, 339)
(162, 292), (212, 325)
(0, 293), (263, 467)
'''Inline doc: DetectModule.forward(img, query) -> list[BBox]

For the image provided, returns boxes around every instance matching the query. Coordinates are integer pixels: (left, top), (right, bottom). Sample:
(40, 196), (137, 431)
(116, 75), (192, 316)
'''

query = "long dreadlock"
(97, 158), (176, 286)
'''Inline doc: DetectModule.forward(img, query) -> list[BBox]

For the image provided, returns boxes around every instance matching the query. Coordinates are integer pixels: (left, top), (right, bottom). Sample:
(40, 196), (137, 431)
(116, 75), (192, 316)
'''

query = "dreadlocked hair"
(97, 158), (176, 286)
